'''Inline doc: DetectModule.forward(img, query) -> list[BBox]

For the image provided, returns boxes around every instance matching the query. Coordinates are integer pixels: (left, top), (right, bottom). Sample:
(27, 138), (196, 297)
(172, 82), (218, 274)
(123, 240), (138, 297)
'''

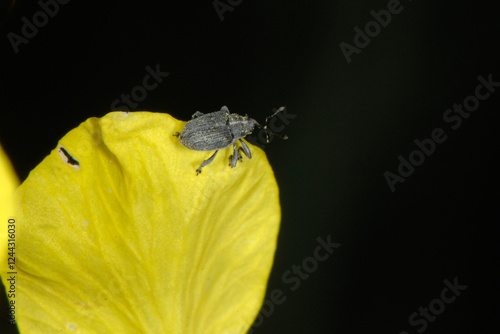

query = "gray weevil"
(174, 106), (288, 175)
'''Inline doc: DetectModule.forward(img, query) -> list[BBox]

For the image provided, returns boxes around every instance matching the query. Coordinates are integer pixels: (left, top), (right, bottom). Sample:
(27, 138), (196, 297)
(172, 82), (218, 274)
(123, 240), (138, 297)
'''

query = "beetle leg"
(220, 106), (230, 114)
(173, 132), (180, 137)
(238, 139), (252, 159)
(196, 150), (218, 175)
(237, 148), (244, 162)
(229, 144), (240, 168)
(191, 111), (204, 119)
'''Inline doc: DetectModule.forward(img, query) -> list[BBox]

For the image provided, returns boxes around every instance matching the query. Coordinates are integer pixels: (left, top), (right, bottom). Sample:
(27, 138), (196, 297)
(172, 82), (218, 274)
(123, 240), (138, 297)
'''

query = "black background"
(1, 0), (499, 333)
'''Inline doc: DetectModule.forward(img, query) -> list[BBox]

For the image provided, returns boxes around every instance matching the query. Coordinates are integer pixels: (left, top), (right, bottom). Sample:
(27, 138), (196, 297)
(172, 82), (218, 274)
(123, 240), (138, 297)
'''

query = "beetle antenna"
(256, 106), (289, 143)
(265, 106), (286, 126)
(255, 124), (288, 142)
(263, 127), (288, 142)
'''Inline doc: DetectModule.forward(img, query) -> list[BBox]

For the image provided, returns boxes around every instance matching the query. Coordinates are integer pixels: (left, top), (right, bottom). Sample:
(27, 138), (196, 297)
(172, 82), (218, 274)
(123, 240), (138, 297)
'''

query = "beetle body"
(179, 110), (258, 151)
(174, 105), (287, 175)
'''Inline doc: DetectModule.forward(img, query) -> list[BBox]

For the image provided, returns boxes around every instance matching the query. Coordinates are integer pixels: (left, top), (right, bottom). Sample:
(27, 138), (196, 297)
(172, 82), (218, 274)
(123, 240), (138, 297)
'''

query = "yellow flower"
(0, 144), (19, 267)
(2, 111), (281, 333)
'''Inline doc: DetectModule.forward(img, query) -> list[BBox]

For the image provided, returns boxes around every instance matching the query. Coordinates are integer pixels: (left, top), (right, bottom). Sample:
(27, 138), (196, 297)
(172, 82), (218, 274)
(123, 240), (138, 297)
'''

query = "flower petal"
(0, 145), (19, 269)
(12, 112), (281, 333)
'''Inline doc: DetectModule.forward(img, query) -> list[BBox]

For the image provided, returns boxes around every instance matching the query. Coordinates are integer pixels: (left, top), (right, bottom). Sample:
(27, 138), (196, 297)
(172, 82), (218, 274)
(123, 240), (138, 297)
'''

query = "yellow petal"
(8, 111), (281, 333)
(0, 144), (19, 266)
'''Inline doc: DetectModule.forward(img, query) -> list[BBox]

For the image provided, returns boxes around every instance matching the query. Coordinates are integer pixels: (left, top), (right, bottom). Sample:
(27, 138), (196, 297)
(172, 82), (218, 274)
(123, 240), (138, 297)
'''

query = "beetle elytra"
(174, 106), (288, 174)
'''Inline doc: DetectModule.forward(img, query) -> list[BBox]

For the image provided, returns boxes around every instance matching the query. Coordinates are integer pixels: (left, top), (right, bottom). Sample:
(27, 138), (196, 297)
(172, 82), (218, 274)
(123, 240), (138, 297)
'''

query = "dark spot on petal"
(58, 146), (80, 170)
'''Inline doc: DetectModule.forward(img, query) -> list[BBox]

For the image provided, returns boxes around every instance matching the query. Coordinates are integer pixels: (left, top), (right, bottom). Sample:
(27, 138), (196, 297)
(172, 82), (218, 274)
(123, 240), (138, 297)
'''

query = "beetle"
(174, 105), (288, 175)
